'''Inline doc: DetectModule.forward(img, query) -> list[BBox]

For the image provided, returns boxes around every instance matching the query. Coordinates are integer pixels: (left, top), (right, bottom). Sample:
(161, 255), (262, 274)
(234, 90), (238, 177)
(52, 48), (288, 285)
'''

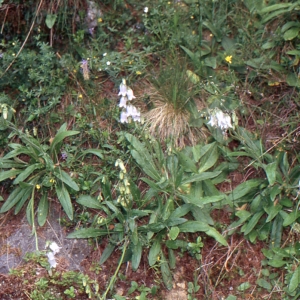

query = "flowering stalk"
(118, 79), (140, 123)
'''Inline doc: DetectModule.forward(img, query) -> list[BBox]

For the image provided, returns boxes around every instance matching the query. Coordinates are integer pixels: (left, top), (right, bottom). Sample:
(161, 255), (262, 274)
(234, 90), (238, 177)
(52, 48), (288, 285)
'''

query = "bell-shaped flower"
(119, 96), (127, 108)
(120, 111), (128, 123)
(126, 88), (136, 101)
(47, 252), (57, 268)
(118, 79), (127, 96)
(126, 105), (140, 122)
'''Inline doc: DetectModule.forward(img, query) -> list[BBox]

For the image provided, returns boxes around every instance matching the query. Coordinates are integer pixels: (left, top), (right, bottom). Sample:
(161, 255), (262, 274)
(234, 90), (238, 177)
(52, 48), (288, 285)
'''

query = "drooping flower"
(47, 252), (57, 268)
(118, 79), (127, 97)
(126, 88), (136, 100)
(120, 111), (128, 123)
(119, 96), (127, 108)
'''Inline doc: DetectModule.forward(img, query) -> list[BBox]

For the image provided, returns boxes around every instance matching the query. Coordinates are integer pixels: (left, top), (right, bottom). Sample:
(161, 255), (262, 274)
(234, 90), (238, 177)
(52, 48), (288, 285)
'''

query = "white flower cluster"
(207, 108), (233, 133)
(46, 241), (62, 268)
(118, 79), (140, 123)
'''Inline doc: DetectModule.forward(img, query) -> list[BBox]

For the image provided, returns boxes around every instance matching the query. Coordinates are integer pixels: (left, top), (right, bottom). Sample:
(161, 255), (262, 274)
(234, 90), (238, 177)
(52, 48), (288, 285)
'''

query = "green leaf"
(198, 143), (219, 172)
(206, 228), (228, 246)
(13, 163), (43, 184)
(67, 228), (115, 238)
(225, 296), (237, 300)
(283, 211), (300, 227)
(204, 57), (217, 69)
(180, 45), (199, 61)
(49, 124), (79, 157)
(288, 265), (300, 293)
(0, 186), (27, 212)
(228, 179), (264, 201)
(184, 194), (224, 208)
(37, 194), (49, 226)
(81, 149), (103, 159)
(14, 186), (34, 214)
(76, 195), (102, 209)
(168, 248), (176, 269)
(169, 227), (180, 240)
(259, 3), (291, 14)
(99, 243), (115, 264)
(125, 133), (161, 181)
(55, 182), (73, 220)
(237, 282), (251, 291)
(132, 240), (142, 271)
(241, 211), (264, 235)
(221, 36), (235, 52)
(281, 21), (300, 33)
(265, 204), (282, 223)
(270, 214), (283, 248)
(267, 259), (286, 268)
(256, 278), (272, 291)
(181, 171), (221, 185)
(54, 169), (79, 191)
(45, 14), (57, 29)
(148, 239), (162, 266)
(283, 27), (300, 41)
(263, 162), (277, 185)
(261, 41), (276, 50)
(26, 197), (34, 226)
(0, 158), (27, 169)
(0, 169), (22, 182)
(160, 253), (173, 290)
(178, 221), (210, 233)
(177, 151), (197, 173)
(286, 72), (300, 87)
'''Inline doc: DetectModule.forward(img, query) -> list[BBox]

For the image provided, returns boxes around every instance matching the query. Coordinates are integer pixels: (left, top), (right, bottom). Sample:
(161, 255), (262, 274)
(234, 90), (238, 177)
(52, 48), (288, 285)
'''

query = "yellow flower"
(225, 55), (232, 64)
(136, 71), (142, 75)
(78, 94), (83, 98)
(36, 184), (41, 190)
(98, 18), (103, 23)
(49, 178), (56, 184)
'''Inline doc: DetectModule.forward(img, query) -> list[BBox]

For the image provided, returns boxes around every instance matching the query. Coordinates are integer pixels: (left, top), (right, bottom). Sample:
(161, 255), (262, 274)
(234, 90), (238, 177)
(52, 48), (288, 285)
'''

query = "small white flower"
(49, 242), (61, 255)
(103, 53), (107, 56)
(144, 7), (148, 13)
(118, 80), (127, 96)
(120, 111), (128, 123)
(126, 88), (136, 100)
(106, 61), (111, 65)
(119, 96), (127, 108)
(47, 252), (57, 268)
